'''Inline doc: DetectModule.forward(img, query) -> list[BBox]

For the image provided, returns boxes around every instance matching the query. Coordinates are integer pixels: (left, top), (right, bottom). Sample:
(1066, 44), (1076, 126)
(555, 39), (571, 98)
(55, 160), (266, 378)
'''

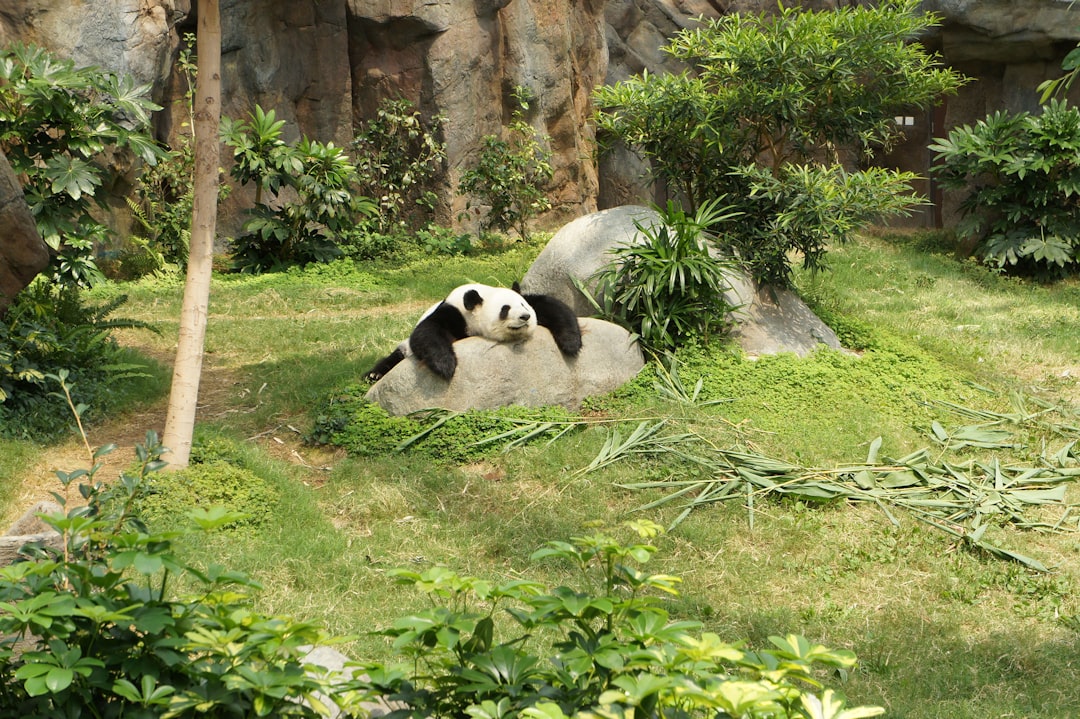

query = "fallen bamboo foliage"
(593, 394), (1080, 571)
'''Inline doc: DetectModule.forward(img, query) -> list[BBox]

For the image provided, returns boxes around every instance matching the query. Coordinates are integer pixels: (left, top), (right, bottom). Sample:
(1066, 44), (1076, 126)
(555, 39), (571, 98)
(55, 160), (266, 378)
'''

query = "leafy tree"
(221, 105), (375, 272)
(593, 0), (965, 286)
(459, 87), (553, 241)
(930, 100), (1080, 276)
(352, 97), (446, 234)
(0, 44), (163, 288)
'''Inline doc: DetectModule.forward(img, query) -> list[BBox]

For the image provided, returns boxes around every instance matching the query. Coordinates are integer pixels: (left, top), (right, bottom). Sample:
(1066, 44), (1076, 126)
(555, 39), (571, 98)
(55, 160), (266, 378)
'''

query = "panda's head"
(447, 283), (538, 343)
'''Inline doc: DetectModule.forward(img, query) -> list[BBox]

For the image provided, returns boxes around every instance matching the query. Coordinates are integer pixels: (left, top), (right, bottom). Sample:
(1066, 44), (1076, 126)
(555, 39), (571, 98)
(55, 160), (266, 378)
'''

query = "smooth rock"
(366, 318), (644, 416)
(520, 206), (842, 357)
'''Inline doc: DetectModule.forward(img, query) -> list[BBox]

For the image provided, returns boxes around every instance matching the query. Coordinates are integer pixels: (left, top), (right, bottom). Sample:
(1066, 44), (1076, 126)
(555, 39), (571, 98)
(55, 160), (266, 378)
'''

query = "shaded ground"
(3, 345), (341, 528)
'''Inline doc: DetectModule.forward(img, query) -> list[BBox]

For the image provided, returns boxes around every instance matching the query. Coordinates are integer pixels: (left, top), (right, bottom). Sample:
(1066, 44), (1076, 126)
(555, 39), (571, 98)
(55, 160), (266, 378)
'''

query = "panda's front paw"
(367, 348), (406, 382)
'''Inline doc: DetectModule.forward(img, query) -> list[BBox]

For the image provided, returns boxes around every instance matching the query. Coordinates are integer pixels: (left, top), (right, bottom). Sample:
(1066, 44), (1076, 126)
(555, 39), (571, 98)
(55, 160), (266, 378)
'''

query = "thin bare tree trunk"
(162, 0), (221, 468)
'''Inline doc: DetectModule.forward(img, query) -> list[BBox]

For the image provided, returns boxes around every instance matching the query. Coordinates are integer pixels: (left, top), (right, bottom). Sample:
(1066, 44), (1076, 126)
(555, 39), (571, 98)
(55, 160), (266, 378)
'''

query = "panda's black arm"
(520, 293), (582, 356)
(366, 347), (406, 382)
(410, 302), (469, 380)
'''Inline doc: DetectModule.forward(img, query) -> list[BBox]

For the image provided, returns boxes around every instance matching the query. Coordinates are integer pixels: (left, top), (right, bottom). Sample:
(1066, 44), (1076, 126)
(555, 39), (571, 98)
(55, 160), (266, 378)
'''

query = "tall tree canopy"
(594, 0), (966, 285)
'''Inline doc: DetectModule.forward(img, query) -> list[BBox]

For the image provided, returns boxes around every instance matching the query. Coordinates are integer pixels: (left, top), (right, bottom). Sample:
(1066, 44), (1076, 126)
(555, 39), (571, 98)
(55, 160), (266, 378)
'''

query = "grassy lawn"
(5, 230), (1080, 718)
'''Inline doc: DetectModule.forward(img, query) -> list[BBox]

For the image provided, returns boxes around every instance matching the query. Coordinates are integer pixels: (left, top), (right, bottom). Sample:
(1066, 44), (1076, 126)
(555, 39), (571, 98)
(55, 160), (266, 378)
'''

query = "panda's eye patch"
(499, 305), (511, 320)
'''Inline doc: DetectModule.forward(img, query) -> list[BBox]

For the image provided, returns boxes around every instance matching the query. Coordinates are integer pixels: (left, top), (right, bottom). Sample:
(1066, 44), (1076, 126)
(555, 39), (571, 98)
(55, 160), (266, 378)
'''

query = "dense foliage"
(0, 282), (157, 441)
(459, 88), (553, 242)
(349, 521), (882, 719)
(0, 45), (171, 436)
(930, 99), (1080, 276)
(0, 423), (338, 717)
(593, 0), (965, 285)
(352, 97), (446, 235)
(221, 105), (376, 272)
(0, 44), (162, 288)
(590, 200), (739, 353)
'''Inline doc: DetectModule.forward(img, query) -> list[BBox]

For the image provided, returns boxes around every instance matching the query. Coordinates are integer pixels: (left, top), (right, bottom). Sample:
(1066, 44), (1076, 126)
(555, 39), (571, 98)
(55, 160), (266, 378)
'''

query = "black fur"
(366, 347), (406, 381)
(514, 284), (583, 356)
(462, 289), (483, 311)
(367, 285), (580, 384)
(408, 302), (470, 380)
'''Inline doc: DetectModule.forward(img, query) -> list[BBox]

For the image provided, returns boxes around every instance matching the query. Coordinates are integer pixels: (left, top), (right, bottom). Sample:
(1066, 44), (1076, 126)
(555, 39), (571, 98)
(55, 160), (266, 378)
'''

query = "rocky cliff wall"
(0, 0), (1077, 234)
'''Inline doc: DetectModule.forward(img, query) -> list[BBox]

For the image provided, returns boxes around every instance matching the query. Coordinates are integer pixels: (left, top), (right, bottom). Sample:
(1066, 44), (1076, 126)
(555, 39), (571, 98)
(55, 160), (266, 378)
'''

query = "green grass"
(5, 231), (1080, 717)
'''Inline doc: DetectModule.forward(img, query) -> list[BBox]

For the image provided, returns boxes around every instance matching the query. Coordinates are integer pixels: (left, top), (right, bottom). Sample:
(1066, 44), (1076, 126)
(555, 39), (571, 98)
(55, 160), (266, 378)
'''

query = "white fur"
(397, 284), (537, 358)
(445, 283), (537, 342)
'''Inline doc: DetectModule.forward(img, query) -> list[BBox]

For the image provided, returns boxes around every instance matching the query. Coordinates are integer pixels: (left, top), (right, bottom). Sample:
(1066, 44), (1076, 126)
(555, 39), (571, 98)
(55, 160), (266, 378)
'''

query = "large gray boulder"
(366, 318), (644, 416)
(519, 206), (842, 358)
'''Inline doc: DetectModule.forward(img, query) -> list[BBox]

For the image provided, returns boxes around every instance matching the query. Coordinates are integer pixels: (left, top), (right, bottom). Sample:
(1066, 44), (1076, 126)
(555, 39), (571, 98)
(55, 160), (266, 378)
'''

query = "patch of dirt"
(4, 347), (343, 528)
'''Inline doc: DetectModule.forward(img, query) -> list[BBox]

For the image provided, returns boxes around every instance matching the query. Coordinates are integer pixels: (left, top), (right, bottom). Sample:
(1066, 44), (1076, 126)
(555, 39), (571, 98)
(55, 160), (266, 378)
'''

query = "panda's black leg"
(409, 330), (457, 380)
(410, 308), (466, 380)
(522, 293), (583, 356)
(367, 347), (406, 381)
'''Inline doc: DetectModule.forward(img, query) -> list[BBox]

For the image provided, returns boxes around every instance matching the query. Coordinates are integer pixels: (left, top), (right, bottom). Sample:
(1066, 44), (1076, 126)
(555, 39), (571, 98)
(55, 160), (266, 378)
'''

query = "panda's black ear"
(512, 281), (522, 293)
(463, 289), (483, 311)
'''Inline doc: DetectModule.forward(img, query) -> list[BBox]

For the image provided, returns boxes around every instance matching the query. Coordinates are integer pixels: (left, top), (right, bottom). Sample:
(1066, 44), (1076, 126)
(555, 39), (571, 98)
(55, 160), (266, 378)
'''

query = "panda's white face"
(446, 283), (537, 343)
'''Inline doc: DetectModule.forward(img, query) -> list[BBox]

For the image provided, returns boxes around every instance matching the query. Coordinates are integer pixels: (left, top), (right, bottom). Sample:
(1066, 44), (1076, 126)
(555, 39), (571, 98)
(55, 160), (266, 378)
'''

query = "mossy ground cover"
(4, 231), (1080, 717)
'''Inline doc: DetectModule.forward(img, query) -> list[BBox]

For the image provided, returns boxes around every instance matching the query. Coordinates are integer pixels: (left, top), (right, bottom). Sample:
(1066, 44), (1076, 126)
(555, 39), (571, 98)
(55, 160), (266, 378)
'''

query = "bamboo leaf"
(866, 436), (883, 465)
(969, 539), (1050, 572)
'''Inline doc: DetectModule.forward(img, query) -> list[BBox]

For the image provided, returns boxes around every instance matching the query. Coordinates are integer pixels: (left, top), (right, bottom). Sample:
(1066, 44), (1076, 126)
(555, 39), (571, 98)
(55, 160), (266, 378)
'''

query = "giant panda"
(367, 283), (582, 382)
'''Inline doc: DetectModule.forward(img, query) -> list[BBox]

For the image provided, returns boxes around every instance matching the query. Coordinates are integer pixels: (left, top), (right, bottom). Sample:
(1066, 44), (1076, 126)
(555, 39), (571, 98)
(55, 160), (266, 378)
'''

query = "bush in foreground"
(346, 521), (883, 719)
(0, 432), (336, 717)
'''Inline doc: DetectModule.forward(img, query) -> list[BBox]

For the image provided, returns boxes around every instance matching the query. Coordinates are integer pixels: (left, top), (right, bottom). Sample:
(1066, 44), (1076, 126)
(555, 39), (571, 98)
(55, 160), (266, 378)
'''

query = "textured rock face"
(365, 318), (644, 416)
(347, 0), (608, 226)
(0, 0), (1076, 232)
(0, 1), (184, 92)
(0, 151), (49, 316)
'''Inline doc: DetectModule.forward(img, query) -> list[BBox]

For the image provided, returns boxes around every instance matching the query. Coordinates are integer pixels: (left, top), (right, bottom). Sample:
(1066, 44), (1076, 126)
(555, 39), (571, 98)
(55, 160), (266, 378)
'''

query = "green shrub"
(0, 282), (160, 441)
(139, 459), (278, 532)
(591, 200), (739, 353)
(0, 430), (343, 717)
(459, 87), (553, 242)
(930, 99), (1080, 276)
(221, 105), (377, 272)
(311, 389), (577, 462)
(0, 43), (163, 288)
(415, 225), (474, 256)
(593, 0), (965, 286)
(352, 97), (446, 235)
(344, 521), (883, 719)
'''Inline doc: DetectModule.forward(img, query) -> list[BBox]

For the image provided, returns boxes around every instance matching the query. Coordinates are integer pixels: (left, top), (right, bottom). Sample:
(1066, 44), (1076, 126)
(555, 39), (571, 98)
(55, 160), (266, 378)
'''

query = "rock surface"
(0, 0), (1076, 232)
(366, 318), (644, 416)
(520, 206), (842, 357)
(0, 150), (49, 316)
(520, 206), (659, 316)
(1, 501), (62, 567)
